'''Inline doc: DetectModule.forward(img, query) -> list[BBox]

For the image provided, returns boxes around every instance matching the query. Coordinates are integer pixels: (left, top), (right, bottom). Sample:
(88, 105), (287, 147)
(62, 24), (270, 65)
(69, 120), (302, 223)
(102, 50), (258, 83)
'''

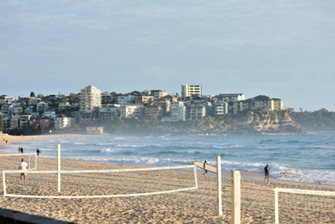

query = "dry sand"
(0, 134), (334, 223)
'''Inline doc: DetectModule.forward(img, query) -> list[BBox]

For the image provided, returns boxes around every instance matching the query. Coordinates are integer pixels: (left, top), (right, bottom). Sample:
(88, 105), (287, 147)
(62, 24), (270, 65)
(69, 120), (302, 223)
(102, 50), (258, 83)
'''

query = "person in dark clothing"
(264, 164), (270, 182)
(36, 148), (41, 156)
(202, 160), (208, 176)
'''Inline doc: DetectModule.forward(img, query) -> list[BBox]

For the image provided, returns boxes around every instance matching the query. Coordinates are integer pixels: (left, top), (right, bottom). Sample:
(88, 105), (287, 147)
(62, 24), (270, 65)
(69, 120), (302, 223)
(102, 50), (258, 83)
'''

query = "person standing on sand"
(36, 148), (40, 156)
(264, 164), (270, 182)
(202, 160), (208, 176)
(21, 147), (23, 154)
(19, 158), (28, 182)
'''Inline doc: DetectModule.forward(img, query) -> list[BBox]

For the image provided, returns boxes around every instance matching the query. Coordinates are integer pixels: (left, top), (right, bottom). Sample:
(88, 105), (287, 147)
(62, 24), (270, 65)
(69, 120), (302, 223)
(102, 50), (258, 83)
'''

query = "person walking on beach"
(202, 160), (208, 176)
(36, 148), (40, 156)
(18, 147), (21, 154)
(19, 158), (28, 182)
(21, 147), (24, 154)
(264, 164), (270, 182)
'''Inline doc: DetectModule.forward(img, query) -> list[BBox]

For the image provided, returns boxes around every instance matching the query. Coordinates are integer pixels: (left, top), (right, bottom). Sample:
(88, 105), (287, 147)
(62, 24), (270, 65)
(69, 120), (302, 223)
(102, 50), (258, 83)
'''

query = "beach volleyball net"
(2, 165), (198, 198)
(275, 188), (335, 224)
(0, 153), (37, 171)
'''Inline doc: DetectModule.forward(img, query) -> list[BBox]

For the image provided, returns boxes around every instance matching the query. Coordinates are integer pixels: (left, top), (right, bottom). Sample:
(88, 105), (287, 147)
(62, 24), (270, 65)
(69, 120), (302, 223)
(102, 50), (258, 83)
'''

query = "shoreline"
(1, 133), (334, 188)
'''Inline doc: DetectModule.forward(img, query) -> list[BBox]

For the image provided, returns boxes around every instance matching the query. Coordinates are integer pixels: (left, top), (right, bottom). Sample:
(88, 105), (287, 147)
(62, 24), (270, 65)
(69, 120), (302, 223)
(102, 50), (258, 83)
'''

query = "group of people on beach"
(17, 148), (41, 182)
(17, 147), (41, 156)
(202, 159), (271, 182)
(18, 147), (24, 154)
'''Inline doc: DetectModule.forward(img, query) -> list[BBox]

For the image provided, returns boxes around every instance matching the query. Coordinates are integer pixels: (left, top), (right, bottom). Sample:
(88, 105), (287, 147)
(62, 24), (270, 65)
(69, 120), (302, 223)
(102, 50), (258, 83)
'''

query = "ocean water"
(1, 131), (335, 186)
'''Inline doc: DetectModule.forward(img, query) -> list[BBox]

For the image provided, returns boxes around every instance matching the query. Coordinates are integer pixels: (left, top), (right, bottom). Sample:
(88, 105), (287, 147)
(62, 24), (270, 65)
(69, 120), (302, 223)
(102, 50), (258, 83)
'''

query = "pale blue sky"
(1, 0), (334, 111)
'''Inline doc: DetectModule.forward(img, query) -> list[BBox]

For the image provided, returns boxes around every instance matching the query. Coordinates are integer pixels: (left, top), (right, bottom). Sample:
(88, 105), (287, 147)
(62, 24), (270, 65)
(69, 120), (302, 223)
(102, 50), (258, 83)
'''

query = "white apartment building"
(19, 115), (31, 127)
(37, 102), (48, 112)
(54, 115), (76, 129)
(213, 93), (245, 113)
(80, 85), (101, 112)
(181, 84), (202, 98)
(43, 111), (57, 119)
(117, 94), (135, 105)
(12, 106), (23, 114)
(135, 95), (154, 105)
(10, 115), (20, 129)
(213, 102), (228, 117)
(151, 90), (167, 100)
(213, 93), (245, 103)
(24, 106), (34, 114)
(58, 101), (71, 110)
(234, 95), (283, 113)
(98, 104), (120, 120)
(120, 104), (144, 119)
(1, 104), (11, 116)
(144, 104), (162, 118)
(190, 103), (206, 120)
(169, 101), (186, 121)
(153, 98), (171, 114)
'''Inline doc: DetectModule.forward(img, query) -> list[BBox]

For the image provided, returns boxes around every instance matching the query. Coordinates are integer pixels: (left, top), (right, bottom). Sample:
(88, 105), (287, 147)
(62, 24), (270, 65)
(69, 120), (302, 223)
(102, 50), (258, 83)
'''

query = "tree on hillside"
(21, 101), (27, 110)
(30, 91), (35, 97)
(69, 93), (78, 102)
(0, 114), (3, 133)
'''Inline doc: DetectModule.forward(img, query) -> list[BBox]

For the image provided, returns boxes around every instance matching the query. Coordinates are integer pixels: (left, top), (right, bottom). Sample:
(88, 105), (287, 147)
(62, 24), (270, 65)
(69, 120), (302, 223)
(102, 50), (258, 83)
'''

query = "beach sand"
(0, 134), (334, 223)
(0, 133), (99, 147)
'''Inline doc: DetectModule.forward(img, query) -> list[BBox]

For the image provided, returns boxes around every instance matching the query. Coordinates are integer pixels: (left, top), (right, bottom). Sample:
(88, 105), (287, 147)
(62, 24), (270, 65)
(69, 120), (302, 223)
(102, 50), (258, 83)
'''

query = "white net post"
(28, 153), (31, 170)
(217, 156), (222, 216)
(57, 144), (61, 192)
(275, 188), (279, 224)
(193, 165), (198, 188)
(35, 152), (37, 169)
(231, 170), (241, 224)
(2, 171), (6, 196)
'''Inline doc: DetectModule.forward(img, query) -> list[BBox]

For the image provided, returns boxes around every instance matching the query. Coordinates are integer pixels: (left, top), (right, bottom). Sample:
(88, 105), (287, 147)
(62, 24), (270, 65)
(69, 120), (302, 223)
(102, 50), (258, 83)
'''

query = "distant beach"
(0, 133), (100, 147)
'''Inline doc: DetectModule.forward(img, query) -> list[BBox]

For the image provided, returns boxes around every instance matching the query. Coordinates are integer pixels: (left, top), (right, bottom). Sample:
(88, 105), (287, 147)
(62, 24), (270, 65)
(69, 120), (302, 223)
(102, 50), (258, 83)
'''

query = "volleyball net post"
(231, 170), (241, 224)
(217, 156), (222, 216)
(57, 144), (61, 192)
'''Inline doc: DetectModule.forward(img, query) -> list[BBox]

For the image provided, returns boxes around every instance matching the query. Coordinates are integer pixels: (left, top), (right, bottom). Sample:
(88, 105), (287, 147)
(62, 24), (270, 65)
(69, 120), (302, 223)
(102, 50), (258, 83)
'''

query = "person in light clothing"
(19, 158), (28, 182)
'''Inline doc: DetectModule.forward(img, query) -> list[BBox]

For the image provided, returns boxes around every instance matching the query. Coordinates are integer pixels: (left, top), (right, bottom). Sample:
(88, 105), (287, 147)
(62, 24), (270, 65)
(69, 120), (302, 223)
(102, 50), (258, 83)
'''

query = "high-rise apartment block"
(80, 85), (101, 112)
(181, 84), (202, 98)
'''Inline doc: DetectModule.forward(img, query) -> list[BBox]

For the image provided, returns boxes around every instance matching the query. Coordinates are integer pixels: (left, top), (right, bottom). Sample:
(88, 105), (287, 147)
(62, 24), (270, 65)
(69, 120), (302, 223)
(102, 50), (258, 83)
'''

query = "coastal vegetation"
(7, 107), (335, 135)
(290, 108), (335, 131)
(45, 109), (302, 135)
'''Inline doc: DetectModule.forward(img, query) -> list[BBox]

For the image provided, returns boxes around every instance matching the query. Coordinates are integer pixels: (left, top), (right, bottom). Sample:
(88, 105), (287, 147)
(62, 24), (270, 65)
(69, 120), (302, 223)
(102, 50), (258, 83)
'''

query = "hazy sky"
(1, 0), (334, 111)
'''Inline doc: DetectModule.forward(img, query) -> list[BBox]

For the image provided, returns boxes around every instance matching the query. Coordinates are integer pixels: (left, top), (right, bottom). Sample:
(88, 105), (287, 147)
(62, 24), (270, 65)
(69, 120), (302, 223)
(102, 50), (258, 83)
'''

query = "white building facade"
(181, 84), (202, 98)
(120, 104), (144, 119)
(80, 85), (101, 112)
(54, 116), (76, 129)
(169, 101), (186, 121)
